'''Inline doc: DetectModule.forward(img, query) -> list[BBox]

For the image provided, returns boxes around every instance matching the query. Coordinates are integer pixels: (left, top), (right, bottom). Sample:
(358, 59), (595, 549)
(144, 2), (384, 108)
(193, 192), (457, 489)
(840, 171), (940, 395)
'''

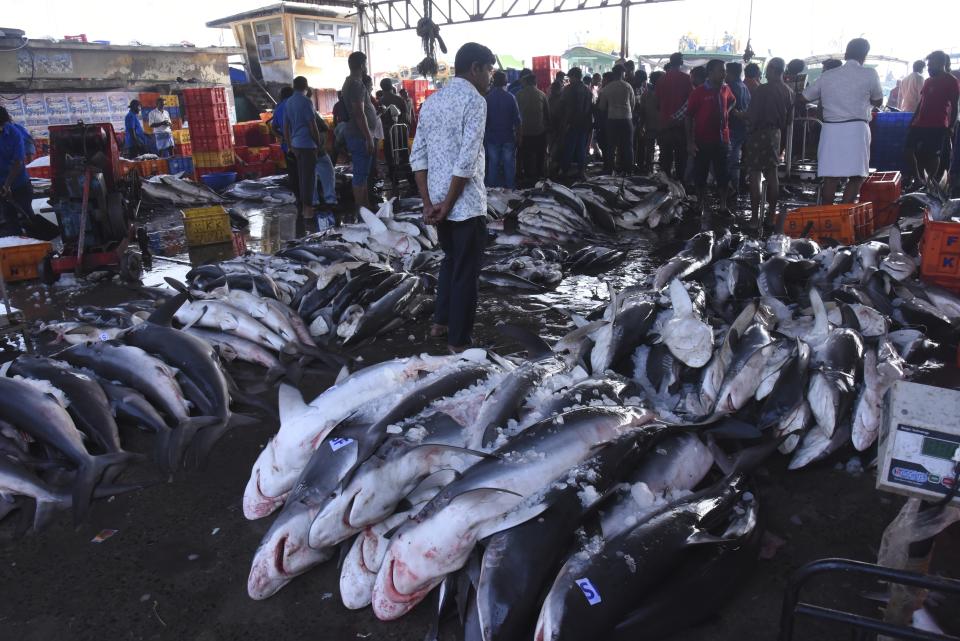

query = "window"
(294, 19), (354, 59)
(254, 19), (287, 61)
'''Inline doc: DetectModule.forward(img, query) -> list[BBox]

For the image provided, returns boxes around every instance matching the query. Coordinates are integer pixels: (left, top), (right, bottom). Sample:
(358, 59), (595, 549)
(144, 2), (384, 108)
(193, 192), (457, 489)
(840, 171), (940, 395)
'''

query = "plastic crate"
(870, 113), (912, 173)
(920, 213), (960, 291)
(268, 143), (284, 163)
(172, 129), (191, 144)
(175, 142), (192, 157)
(0, 237), (52, 282)
(181, 87), (227, 106)
(182, 205), (232, 246)
(190, 118), (231, 138)
(167, 156), (194, 176)
(532, 55), (561, 70)
(188, 102), (229, 122)
(27, 165), (51, 179)
(161, 94), (179, 106)
(237, 145), (271, 163)
(860, 171), (902, 227)
(191, 131), (234, 152)
(194, 149), (235, 168)
(138, 92), (161, 106)
(783, 203), (874, 244)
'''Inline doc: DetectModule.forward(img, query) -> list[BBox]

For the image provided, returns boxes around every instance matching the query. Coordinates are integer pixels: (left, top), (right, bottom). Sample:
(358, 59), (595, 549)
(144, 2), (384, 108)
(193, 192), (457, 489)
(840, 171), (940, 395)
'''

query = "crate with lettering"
(0, 237), (53, 282)
(783, 203), (875, 245)
(182, 205), (232, 247)
(172, 129), (191, 144)
(920, 213), (960, 293)
(194, 149), (235, 168)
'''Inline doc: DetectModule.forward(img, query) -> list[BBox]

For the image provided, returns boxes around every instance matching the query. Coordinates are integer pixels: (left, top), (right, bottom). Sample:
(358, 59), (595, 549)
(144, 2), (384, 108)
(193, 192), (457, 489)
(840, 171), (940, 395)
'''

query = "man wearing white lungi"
(801, 38), (883, 204)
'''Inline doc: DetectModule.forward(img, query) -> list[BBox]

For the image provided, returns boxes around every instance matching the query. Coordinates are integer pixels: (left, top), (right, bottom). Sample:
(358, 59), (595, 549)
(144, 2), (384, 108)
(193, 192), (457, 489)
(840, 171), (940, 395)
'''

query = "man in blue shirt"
(726, 62), (752, 206)
(124, 100), (147, 158)
(270, 86), (300, 206)
(484, 71), (521, 189)
(283, 76), (322, 222)
(0, 106), (30, 236)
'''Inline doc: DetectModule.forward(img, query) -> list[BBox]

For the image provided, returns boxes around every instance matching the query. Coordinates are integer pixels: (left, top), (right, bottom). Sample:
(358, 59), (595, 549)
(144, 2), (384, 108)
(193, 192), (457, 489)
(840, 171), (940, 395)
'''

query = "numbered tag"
(575, 578), (601, 605)
(99, 332), (110, 342)
(329, 437), (354, 452)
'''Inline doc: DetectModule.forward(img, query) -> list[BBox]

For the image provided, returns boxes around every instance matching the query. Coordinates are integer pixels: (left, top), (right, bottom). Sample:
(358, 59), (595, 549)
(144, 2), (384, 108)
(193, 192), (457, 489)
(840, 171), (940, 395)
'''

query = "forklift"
(38, 121), (145, 284)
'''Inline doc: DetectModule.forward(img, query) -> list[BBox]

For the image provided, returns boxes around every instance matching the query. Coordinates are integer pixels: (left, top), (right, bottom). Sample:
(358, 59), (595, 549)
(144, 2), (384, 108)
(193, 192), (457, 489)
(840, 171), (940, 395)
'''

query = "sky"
(7, 0), (959, 75)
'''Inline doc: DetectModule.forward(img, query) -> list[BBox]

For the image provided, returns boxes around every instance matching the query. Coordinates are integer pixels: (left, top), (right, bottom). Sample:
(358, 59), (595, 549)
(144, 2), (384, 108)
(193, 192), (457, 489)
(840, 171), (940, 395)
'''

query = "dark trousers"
(435, 216), (486, 347)
(292, 147), (318, 212)
(658, 126), (687, 180)
(693, 142), (731, 189)
(0, 182), (31, 236)
(560, 128), (589, 174)
(519, 133), (547, 182)
(285, 151), (300, 208)
(604, 118), (635, 173)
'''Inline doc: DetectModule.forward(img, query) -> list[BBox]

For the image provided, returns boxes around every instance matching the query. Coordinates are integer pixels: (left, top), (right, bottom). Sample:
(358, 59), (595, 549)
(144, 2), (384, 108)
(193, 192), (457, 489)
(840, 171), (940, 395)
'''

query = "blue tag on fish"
(575, 578), (601, 605)
(329, 437), (354, 451)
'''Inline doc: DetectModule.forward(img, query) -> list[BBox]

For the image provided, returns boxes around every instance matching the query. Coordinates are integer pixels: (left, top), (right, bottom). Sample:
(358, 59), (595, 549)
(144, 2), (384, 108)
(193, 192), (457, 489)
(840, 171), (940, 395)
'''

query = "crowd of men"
(475, 40), (958, 228)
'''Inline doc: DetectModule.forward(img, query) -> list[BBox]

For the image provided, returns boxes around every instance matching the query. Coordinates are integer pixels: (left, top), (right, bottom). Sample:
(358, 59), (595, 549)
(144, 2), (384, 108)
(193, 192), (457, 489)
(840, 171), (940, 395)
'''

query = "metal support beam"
(355, 0), (679, 34)
(620, 1), (629, 58)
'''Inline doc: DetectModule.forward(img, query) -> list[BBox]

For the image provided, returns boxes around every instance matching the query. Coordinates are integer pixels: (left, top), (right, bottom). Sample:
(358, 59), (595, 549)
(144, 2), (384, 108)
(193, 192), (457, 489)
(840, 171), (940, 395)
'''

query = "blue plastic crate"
(167, 106), (180, 119)
(167, 156), (194, 175)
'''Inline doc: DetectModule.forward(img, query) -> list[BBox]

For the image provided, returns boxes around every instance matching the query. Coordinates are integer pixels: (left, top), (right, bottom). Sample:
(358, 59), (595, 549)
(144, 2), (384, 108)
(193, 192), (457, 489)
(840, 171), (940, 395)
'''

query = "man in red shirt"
(686, 59), (736, 217)
(905, 50), (959, 187)
(656, 52), (693, 180)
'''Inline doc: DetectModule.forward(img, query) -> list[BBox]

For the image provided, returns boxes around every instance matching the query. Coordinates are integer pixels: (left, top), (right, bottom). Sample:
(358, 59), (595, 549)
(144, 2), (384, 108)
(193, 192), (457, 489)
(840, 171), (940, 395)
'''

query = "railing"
(779, 558), (960, 641)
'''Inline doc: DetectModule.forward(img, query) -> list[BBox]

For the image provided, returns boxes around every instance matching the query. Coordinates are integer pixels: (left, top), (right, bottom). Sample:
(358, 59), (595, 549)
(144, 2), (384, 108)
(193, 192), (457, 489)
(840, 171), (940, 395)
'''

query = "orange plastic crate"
(0, 238), (52, 282)
(920, 213), (960, 292)
(860, 171), (901, 228)
(783, 203), (874, 244)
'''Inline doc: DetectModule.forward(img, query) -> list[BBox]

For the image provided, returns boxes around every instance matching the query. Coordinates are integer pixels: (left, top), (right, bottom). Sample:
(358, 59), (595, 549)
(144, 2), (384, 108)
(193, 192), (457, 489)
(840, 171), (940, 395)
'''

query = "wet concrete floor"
(0, 193), (955, 641)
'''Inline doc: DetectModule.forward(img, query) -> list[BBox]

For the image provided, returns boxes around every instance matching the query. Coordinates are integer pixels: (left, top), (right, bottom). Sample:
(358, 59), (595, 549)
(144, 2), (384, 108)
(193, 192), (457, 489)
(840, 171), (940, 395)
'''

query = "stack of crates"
(236, 145), (276, 178)
(402, 79), (429, 110)
(182, 87), (234, 180)
(139, 92), (161, 134)
(532, 55), (562, 93)
(172, 129), (191, 157)
(870, 112), (912, 172)
(859, 171), (902, 228)
(167, 156), (194, 177)
(161, 94), (182, 129)
(233, 121), (273, 147)
(783, 203), (875, 244)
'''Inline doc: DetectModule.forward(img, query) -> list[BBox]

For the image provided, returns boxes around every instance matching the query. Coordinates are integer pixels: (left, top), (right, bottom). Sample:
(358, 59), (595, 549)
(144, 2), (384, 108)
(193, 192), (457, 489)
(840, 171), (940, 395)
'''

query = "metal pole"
(620, 2), (629, 59)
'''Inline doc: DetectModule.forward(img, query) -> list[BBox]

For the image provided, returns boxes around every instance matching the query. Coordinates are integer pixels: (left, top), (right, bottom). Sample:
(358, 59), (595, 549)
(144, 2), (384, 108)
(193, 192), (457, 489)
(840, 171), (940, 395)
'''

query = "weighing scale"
(877, 381), (960, 505)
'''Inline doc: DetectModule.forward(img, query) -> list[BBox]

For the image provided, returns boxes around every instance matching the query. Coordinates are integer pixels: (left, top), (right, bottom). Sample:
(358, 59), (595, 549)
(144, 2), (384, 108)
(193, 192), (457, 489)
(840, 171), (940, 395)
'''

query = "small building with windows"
(207, 0), (357, 98)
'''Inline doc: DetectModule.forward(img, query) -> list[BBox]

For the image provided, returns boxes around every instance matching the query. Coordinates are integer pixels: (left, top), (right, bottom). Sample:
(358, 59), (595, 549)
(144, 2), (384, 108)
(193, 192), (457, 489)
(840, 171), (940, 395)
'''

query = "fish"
(879, 226), (917, 281)
(7, 356), (126, 456)
(534, 475), (752, 641)
(661, 280), (713, 368)
(807, 328), (863, 438)
(242, 354), (455, 520)
(652, 232), (714, 290)
(173, 300), (291, 354)
(0, 377), (138, 522)
(371, 406), (660, 621)
(474, 434), (651, 641)
(56, 342), (217, 455)
(851, 340), (907, 451)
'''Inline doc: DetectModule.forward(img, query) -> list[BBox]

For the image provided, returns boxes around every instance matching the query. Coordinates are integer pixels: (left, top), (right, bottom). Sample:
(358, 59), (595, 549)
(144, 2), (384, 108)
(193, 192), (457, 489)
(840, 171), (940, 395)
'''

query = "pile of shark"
(0, 294), (280, 530)
(3, 171), (959, 640)
(236, 212), (958, 640)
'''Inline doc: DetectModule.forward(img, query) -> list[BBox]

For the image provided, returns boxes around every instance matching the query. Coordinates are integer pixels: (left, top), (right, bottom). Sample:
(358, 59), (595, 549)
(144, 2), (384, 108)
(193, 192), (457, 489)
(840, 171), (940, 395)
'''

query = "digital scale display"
(921, 437), (960, 461)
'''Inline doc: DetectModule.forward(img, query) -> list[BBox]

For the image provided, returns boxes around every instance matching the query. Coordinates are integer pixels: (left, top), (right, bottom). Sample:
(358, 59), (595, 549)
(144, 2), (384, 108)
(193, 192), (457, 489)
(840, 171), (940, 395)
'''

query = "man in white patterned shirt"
(411, 42), (495, 351)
